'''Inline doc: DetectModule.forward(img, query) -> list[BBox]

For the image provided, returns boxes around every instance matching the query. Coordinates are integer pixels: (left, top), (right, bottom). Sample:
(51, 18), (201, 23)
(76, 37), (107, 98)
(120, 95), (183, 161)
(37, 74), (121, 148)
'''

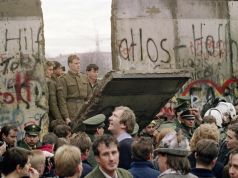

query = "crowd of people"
(1, 54), (238, 178)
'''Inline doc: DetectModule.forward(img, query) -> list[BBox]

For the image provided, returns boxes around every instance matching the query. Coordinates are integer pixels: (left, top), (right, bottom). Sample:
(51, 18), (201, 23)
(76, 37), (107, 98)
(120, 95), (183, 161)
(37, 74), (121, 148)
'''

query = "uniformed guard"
(176, 109), (195, 140)
(86, 64), (102, 98)
(44, 61), (54, 111)
(57, 54), (90, 125)
(174, 96), (191, 114)
(48, 61), (64, 122)
(139, 120), (156, 138)
(17, 124), (42, 150)
(83, 114), (106, 141)
(83, 113), (106, 168)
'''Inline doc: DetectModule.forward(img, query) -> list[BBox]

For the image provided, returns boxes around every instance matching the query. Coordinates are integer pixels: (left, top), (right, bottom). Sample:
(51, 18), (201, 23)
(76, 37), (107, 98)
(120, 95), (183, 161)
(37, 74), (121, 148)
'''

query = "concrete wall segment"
(229, 1), (238, 76)
(176, 0), (228, 19)
(0, 0), (47, 138)
(0, 0), (42, 17)
(112, 0), (238, 109)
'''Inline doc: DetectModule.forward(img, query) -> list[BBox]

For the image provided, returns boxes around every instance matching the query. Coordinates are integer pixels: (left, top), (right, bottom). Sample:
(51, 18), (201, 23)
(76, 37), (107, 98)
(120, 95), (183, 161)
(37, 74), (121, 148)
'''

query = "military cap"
(154, 131), (189, 157)
(131, 123), (139, 136)
(180, 109), (195, 120)
(148, 120), (156, 126)
(83, 114), (106, 127)
(174, 96), (191, 112)
(176, 96), (191, 103)
(24, 124), (41, 136)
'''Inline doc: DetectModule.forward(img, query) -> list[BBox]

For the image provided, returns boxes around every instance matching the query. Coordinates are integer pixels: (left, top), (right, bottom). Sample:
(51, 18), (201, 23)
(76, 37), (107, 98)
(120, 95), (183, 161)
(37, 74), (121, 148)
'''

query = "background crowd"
(1, 54), (238, 178)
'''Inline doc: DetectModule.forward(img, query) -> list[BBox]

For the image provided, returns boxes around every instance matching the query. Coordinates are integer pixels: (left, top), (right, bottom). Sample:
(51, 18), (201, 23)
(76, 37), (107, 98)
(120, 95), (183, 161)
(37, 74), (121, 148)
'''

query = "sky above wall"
(41, 0), (111, 57)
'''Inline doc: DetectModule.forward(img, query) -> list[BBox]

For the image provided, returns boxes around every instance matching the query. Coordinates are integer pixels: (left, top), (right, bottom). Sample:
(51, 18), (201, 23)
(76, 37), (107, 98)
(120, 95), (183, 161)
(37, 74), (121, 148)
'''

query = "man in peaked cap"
(83, 114), (106, 139)
(83, 114), (106, 168)
(176, 109), (196, 140)
(174, 96), (191, 114)
(17, 124), (42, 150)
(140, 120), (156, 138)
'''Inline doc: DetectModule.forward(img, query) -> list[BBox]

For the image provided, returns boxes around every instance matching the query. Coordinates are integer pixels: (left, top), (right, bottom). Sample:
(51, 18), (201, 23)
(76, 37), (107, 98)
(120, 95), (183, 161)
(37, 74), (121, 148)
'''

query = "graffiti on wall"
(116, 20), (238, 108)
(0, 19), (48, 137)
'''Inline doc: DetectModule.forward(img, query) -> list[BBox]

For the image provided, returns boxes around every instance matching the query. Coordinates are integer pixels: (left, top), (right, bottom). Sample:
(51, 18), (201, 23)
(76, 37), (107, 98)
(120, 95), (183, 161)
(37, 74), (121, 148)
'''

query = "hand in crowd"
(65, 118), (72, 125)
(0, 141), (6, 156)
(190, 108), (203, 124)
(29, 167), (40, 178)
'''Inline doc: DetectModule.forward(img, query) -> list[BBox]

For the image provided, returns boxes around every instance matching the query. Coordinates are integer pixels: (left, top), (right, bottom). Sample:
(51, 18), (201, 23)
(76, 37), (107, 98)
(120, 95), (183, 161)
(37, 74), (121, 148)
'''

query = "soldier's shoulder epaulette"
(80, 73), (87, 77)
(60, 73), (66, 77)
(59, 73), (67, 79)
(80, 73), (88, 81)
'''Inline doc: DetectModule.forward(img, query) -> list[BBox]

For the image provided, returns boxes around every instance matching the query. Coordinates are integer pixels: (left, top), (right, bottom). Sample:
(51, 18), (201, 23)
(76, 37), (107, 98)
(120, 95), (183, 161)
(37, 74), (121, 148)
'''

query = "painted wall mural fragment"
(112, 0), (238, 109)
(0, 1), (48, 138)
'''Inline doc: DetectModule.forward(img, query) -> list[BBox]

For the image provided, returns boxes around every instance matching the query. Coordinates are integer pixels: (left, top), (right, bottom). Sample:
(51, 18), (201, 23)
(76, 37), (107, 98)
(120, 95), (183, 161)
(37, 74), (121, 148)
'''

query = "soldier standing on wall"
(86, 64), (101, 98)
(47, 61), (64, 123)
(57, 55), (89, 126)
(44, 61), (54, 108)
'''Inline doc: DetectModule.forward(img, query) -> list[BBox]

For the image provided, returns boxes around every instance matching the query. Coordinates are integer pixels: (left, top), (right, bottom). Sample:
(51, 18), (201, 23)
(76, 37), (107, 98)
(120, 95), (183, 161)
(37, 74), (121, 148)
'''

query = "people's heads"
(86, 64), (99, 82)
(155, 127), (175, 147)
(204, 109), (223, 128)
(154, 131), (190, 174)
(93, 135), (119, 177)
(174, 96), (191, 116)
(132, 137), (153, 161)
(30, 150), (46, 176)
(42, 132), (58, 146)
(190, 124), (220, 152)
(53, 124), (72, 141)
(53, 61), (63, 77)
(45, 61), (54, 78)
(108, 106), (136, 135)
(226, 123), (238, 150)
(203, 115), (217, 126)
(157, 152), (191, 174)
(70, 132), (92, 157)
(49, 119), (67, 132)
(0, 147), (32, 177)
(0, 125), (18, 147)
(229, 147), (238, 178)
(83, 114), (105, 136)
(24, 124), (41, 147)
(195, 139), (218, 168)
(180, 109), (195, 128)
(68, 54), (80, 73)
(216, 102), (236, 125)
(53, 138), (69, 153)
(143, 120), (156, 136)
(55, 145), (82, 177)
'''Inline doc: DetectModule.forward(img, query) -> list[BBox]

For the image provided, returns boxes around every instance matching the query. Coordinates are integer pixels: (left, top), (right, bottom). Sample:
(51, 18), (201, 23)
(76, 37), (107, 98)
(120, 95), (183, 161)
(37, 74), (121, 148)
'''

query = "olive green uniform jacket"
(85, 166), (133, 178)
(176, 122), (194, 141)
(17, 139), (41, 150)
(57, 71), (89, 121)
(87, 79), (102, 98)
(47, 74), (63, 121)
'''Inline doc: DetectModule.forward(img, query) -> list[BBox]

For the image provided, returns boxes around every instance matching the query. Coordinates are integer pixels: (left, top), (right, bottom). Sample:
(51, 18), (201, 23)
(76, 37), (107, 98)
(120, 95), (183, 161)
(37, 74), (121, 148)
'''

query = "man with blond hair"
(108, 106), (136, 169)
(54, 145), (83, 178)
(57, 54), (89, 125)
(30, 150), (46, 177)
